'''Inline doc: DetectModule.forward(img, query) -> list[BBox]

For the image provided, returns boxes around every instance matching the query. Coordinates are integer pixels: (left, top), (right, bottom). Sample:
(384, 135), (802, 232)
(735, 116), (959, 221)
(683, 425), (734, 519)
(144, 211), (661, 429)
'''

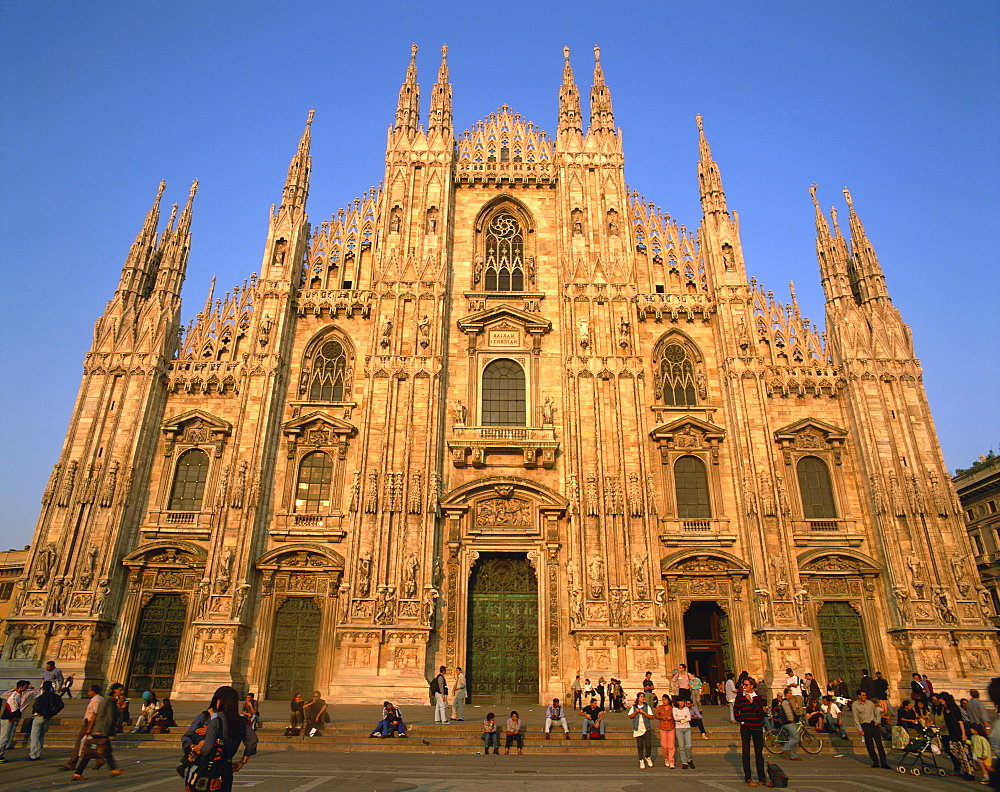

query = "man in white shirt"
(0, 680), (32, 762)
(62, 684), (103, 770)
(724, 673), (738, 723)
(544, 698), (570, 739)
(820, 695), (847, 738)
(785, 667), (803, 704)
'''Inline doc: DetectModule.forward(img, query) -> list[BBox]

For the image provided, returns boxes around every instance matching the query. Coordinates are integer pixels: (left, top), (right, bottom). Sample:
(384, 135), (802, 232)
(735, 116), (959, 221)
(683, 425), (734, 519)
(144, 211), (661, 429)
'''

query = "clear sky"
(1, 1), (997, 550)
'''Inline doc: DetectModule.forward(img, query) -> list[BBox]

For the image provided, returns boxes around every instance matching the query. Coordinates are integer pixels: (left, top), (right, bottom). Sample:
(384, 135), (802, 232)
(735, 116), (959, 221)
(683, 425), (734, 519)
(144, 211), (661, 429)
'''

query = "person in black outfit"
(873, 672), (890, 709)
(733, 678), (769, 786)
(939, 691), (973, 780)
(909, 673), (925, 705)
(195, 686), (257, 792)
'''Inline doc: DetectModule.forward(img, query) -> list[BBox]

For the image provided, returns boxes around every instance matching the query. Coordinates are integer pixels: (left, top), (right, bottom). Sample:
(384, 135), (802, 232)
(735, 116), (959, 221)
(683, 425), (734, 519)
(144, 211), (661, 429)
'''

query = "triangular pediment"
(457, 304), (552, 335)
(161, 409), (232, 434)
(773, 417), (847, 443)
(649, 415), (725, 442)
(282, 410), (357, 437)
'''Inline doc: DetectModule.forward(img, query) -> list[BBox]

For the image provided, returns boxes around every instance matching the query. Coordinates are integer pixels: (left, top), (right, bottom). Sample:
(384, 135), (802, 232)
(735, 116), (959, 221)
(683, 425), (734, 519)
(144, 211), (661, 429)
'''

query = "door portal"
(683, 601), (733, 704)
(817, 601), (870, 687)
(467, 554), (539, 703)
(267, 597), (321, 699)
(126, 594), (187, 696)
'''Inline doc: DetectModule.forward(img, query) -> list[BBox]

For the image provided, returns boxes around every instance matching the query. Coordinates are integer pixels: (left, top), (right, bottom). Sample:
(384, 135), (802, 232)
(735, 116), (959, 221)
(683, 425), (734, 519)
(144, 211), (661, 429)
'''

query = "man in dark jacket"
(873, 672), (890, 713)
(858, 670), (877, 700)
(72, 683), (124, 780)
(733, 678), (769, 786)
(28, 681), (64, 760)
(431, 666), (449, 723)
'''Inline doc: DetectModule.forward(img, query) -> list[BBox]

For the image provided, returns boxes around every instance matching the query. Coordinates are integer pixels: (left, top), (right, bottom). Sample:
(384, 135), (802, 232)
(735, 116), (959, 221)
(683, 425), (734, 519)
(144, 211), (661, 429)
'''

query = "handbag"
(185, 716), (229, 792)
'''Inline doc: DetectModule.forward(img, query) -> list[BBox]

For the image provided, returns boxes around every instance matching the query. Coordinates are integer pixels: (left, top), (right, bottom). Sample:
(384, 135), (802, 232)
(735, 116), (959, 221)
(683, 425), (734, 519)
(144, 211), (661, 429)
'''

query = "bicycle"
(764, 719), (824, 754)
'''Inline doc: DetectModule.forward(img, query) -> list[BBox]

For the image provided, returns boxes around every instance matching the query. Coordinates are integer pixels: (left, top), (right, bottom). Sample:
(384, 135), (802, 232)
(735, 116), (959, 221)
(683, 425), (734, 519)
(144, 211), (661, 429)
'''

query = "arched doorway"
(467, 554), (538, 703)
(126, 594), (187, 696)
(683, 601), (733, 702)
(817, 601), (870, 687)
(267, 598), (321, 698)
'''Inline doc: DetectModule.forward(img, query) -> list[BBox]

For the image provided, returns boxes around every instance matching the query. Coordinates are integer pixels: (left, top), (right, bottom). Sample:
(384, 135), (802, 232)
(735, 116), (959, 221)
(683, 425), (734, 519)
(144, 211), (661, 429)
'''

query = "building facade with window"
(954, 453), (1000, 632)
(3, 45), (996, 700)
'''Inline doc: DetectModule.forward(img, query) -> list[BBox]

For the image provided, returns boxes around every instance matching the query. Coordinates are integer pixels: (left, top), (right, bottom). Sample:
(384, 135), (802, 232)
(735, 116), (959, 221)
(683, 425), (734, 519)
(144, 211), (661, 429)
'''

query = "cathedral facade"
(4, 46), (996, 703)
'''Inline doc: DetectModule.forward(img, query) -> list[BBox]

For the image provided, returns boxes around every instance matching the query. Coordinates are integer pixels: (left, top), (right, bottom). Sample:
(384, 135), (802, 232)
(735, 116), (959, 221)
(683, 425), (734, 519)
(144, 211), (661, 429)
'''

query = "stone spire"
(811, 184), (854, 305)
(843, 187), (889, 305)
(117, 180), (166, 301)
(394, 43), (421, 136)
(428, 44), (453, 140)
(280, 109), (313, 216)
(557, 46), (583, 139)
(152, 179), (198, 300)
(696, 114), (728, 217)
(588, 45), (615, 135)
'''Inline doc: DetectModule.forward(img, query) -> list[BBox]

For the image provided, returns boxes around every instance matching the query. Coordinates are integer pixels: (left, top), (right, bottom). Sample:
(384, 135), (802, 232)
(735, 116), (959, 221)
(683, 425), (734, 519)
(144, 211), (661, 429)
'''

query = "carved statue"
(578, 317), (590, 349)
(906, 552), (927, 599)
(93, 579), (110, 615)
(588, 555), (604, 599)
(932, 586), (957, 625)
(402, 553), (419, 599)
(753, 588), (772, 625)
(454, 400), (467, 425)
(232, 583), (251, 619)
(654, 588), (667, 627)
(633, 553), (648, 600)
(892, 586), (910, 622)
(793, 588), (809, 621)
(78, 544), (99, 589)
(422, 587), (438, 627)
(215, 549), (234, 595)
(569, 588), (584, 627)
(374, 586), (395, 624)
(541, 397), (555, 425)
(770, 555), (789, 600)
(196, 580), (211, 619)
(33, 544), (58, 588)
(950, 553), (971, 596)
(357, 551), (373, 597)
(977, 587), (995, 621)
(758, 472), (776, 517)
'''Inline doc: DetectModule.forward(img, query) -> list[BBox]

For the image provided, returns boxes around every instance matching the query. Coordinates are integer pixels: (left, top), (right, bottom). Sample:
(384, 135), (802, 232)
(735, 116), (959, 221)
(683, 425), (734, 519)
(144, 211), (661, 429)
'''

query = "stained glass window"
(307, 340), (347, 401)
(659, 343), (697, 405)
(484, 213), (524, 292)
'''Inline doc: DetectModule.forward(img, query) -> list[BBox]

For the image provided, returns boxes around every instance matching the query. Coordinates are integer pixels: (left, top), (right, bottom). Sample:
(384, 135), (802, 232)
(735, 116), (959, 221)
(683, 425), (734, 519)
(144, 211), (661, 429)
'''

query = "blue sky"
(1, 1), (998, 549)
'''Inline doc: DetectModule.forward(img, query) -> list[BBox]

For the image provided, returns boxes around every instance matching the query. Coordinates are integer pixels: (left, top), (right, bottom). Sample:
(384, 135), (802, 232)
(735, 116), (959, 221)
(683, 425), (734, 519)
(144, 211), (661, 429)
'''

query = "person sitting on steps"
(369, 701), (407, 738)
(544, 698), (570, 739)
(481, 712), (499, 755)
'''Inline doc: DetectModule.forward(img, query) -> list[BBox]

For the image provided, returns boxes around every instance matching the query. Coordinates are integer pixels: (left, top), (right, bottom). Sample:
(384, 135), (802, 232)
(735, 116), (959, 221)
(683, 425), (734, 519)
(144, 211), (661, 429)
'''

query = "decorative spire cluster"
(589, 46), (615, 134)
(428, 44), (453, 139)
(558, 46), (583, 137)
(394, 43), (421, 135)
(696, 114), (728, 217)
(280, 110), (313, 215)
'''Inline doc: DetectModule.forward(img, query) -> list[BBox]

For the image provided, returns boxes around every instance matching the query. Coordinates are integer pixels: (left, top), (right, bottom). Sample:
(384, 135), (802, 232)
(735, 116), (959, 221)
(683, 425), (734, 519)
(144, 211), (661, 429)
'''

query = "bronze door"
(817, 601), (871, 687)
(267, 597), (321, 699)
(126, 594), (187, 696)
(468, 555), (538, 702)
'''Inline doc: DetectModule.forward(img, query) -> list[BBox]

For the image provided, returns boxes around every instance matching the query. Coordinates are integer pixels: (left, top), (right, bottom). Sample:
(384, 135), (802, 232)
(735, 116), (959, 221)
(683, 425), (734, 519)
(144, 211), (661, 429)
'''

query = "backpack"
(775, 702), (791, 725)
(429, 677), (439, 695)
(767, 762), (789, 788)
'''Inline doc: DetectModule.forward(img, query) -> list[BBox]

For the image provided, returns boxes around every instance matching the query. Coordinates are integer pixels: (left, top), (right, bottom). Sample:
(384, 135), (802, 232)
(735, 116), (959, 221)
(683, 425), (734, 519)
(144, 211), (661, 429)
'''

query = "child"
(969, 723), (992, 784)
(481, 712), (499, 755)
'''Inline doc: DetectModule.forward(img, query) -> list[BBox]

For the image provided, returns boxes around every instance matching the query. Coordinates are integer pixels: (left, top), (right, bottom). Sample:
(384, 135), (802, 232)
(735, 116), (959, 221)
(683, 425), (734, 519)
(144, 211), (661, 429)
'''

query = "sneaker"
(639, 761), (645, 769)
(646, 757), (654, 768)
(701, 733), (709, 739)
(688, 759), (695, 769)
(0, 759), (7, 764)
(745, 782), (759, 788)
(668, 762), (674, 768)
(71, 775), (85, 781)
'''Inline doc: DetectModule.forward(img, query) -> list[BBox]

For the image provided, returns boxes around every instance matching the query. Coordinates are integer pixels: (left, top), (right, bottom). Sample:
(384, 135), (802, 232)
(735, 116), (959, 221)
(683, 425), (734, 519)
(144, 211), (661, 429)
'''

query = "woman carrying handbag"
(186, 686), (258, 792)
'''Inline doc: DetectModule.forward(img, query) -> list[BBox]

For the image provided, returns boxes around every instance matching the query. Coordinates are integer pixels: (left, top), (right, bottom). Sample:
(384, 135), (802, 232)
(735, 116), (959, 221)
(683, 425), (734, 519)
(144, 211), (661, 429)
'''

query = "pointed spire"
(153, 179), (198, 300)
(395, 43), (421, 134)
(117, 181), (167, 299)
(589, 45), (615, 134)
(428, 44), (453, 139)
(558, 46), (582, 137)
(696, 114), (728, 216)
(280, 111), (312, 213)
(843, 187), (889, 303)
(811, 184), (853, 304)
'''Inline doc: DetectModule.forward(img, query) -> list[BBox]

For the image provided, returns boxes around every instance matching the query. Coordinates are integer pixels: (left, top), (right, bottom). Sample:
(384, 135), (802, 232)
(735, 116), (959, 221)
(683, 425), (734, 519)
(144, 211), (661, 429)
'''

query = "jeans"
(741, 725), (766, 782)
(482, 731), (499, 750)
(0, 718), (16, 758)
(676, 727), (692, 764)
(824, 713), (846, 738)
(30, 716), (52, 758)
(634, 730), (652, 760)
(582, 718), (605, 736)
(782, 721), (801, 757)
(545, 717), (568, 733)
(375, 718), (405, 736)
(434, 693), (448, 723)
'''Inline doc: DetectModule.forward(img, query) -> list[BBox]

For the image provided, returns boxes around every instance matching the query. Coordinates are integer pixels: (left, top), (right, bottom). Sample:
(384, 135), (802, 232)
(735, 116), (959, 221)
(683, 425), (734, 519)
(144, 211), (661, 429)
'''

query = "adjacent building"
(3, 46), (995, 702)
(954, 452), (1000, 629)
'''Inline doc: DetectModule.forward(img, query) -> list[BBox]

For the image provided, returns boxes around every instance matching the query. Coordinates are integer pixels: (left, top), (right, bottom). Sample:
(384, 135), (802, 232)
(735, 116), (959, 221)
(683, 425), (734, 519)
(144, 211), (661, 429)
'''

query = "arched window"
(481, 359), (526, 426)
(658, 343), (698, 405)
(295, 451), (333, 513)
(674, 455), (711, 518)
(168, 449), (209, 511)
(797, 456), (837, 518)
(307, 339), (347, 401)
(484, 213), (524, 292)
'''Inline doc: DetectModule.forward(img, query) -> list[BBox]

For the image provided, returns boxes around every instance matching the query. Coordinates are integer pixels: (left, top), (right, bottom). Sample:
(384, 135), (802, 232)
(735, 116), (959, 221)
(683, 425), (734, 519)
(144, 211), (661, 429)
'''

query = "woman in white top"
(628, 692), (655, 769)
(673, 698), (694, 769)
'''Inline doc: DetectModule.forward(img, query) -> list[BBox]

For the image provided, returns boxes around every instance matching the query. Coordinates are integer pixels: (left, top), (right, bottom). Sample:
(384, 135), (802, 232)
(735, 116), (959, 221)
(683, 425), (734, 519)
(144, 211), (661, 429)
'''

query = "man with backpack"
(28, 680), (64, 760)
(430, 666), (449, 724)
(778, 687), (804, 760)
(0, 680), (32, 763)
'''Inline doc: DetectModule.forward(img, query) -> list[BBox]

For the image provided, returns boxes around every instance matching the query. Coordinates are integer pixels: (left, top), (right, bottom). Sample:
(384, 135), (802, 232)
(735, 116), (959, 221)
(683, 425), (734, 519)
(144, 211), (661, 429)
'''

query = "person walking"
(964, 689), (989, 731)
(544, 698), (570, 739)
(0, 680), (31, 763)
(674, 697), (694, 769)
(503, 711), (523, 754)
(596, 677), (606, 710)
(629, 692), (655, 769)
(72, 682), (125, 781)
(431, 666), (449, 724)
(27, 680), (64, 760)
(62, 683), (102, 770)
(940, 691), (975, 780)
(873, 672), (890, 714)
(853, 689), (889, 769)
(654, 693), (676, 768)
(779, 687), (804, 761)
(190, 685), (258, 791)
(725, 672), (738, 723)
(41, 661), (65, 696)
(451, 667), (467, 721)
(734, 677), (769, 787)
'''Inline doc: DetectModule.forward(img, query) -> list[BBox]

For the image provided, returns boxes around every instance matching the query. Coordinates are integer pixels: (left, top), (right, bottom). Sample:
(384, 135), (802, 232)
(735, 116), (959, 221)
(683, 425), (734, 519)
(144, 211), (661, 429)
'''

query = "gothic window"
(168, 448), (209, 511)
(674, 455), (711, 518)
(481, 359), (526, 426)
(307, 340), (347, 401)
(484, 213), (524, 292)
(658, 343), (698, 405)
(797, 455), (837, 518)
(295, 451), (333, 513)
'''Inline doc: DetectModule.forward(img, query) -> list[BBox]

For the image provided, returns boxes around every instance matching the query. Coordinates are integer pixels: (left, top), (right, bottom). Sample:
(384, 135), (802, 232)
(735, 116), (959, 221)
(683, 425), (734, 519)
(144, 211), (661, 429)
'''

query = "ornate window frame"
(472, 197), (536, 292)
(297, 329), (356, 405)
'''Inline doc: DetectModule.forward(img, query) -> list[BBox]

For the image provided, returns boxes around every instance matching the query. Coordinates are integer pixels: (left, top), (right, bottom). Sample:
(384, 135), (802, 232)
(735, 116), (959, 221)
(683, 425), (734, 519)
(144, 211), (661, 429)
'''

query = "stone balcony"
(448, 425), (559, 469)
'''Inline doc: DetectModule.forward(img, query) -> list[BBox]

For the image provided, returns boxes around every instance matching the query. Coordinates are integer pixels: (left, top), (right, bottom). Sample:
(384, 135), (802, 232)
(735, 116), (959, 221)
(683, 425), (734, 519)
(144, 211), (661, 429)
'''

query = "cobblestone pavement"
(0, 747), (984, 792)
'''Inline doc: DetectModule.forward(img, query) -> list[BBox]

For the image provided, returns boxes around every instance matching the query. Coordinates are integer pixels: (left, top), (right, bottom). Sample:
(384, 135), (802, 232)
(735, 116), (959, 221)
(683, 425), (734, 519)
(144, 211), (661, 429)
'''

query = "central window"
(481, 359), (526, 426)
(484, 213), (524, 292)
(295, 451), (333, 513)
(307, 340), (347, 401)
(659, 343), (698, 405)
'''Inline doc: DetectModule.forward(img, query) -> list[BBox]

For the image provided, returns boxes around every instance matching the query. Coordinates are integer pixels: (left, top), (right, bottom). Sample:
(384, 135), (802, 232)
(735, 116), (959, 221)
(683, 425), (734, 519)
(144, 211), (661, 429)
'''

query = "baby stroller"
(895, 725), (946, 777)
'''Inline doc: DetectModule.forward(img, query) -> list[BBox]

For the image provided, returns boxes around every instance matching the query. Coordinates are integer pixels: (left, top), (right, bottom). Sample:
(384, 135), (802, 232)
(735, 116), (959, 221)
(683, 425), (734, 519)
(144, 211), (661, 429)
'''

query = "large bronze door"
(127, 594), (187, 696)
(817, 601), (870, 686)
(468, 554), (538, 702)
(267, 597), (321, 699)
